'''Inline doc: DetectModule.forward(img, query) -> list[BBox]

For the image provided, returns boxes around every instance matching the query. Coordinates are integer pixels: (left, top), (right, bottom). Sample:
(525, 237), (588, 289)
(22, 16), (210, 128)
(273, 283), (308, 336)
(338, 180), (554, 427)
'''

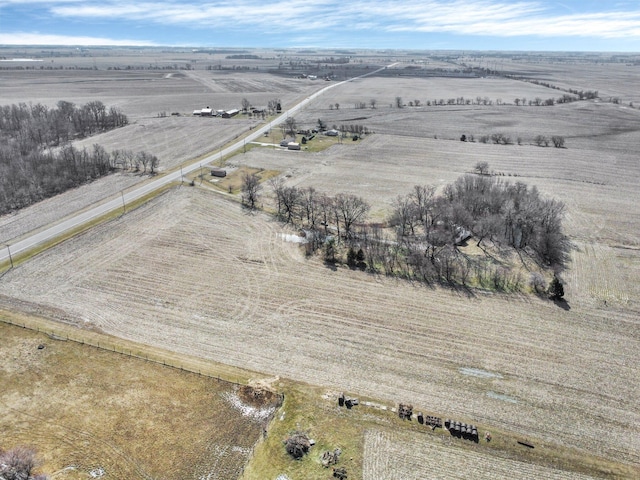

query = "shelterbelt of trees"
(268, 169), (570, 292)
(0, 101), (156, 215)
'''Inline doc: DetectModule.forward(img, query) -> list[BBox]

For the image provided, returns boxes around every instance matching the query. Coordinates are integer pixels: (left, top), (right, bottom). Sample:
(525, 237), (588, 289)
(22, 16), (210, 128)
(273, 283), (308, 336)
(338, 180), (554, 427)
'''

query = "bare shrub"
(284, 431), (311, 459)
(0, 446), (48, 480)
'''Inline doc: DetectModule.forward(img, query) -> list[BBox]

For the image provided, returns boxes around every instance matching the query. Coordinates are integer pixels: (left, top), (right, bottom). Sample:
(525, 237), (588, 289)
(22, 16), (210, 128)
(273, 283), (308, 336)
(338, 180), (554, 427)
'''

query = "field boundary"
(0, 308), (266, 387)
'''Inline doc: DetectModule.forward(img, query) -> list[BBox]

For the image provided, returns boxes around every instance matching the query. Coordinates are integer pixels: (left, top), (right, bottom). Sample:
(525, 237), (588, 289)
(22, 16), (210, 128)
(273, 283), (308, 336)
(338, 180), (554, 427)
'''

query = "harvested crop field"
(0, 321), (275, 480)
(1, 187), (638, 471)
(2, 50), (640, 477)
(0, 66), (324, 242)
(0, 69), (323, 120)
(363, 429), (601, 480)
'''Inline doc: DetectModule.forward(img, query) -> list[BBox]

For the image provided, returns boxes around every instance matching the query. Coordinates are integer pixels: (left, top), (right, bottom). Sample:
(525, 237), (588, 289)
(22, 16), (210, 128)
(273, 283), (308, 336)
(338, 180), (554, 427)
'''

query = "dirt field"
(0, 322), (274, 480)
(2, 51), (640, 477)
(363, 429), (601, 480)
(0, 65), (323, 243)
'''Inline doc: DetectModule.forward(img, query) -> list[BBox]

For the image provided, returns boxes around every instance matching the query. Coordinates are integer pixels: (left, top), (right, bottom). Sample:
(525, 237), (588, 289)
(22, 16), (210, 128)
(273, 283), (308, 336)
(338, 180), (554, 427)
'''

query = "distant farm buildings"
(193, 106), (213, 116)
(221, 109), (239, 118)
(192, 107), (240, 118)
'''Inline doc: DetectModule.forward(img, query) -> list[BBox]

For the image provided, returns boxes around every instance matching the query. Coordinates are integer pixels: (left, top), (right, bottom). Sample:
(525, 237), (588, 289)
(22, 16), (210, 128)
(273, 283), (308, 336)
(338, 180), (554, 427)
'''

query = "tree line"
(0, 101), (159, 215)
(0, 100), (128, 147)
(262, 169), (569, 293)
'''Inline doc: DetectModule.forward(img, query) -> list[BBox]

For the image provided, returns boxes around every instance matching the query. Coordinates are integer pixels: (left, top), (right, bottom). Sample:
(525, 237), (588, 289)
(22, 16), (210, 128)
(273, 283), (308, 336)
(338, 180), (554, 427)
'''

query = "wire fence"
(2, 315), (286, 479)
(0, 316), (246, 387)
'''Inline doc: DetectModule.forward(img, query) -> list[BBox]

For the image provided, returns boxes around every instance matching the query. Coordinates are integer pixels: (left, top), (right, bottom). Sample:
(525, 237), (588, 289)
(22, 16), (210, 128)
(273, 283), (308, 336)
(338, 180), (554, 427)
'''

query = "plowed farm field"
(2, 52), (640, 477)
(1, 187), (638, 469)
(363, 429), (601, 480)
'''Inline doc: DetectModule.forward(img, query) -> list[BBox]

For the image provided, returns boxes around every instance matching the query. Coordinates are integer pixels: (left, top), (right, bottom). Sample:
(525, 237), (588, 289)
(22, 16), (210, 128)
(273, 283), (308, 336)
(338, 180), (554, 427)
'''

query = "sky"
(1, 0), (640, 51)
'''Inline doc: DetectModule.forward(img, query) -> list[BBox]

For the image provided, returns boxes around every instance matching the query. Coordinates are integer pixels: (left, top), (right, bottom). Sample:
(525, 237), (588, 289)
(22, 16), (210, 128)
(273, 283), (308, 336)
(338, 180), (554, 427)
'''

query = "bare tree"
(411, 184), (436, 229)
(241, 97), (250, 112)
(534, 135), (549, 147)
(280, 186), (301, 224)
(551, 135), (565, 148)
(370, 98), (377, 109)
(149, 153), (160, 174)
(284, 116), (297, 137)
(136, 151), (151, 173)
(334, 193), (370, 239)
(392, 194), (418, 237)
(241, 172), (262, 210)
(269, 176), (285, 215)
(474, 161), (490, 176)
(300, 186), (319, 227)
(395, 96), (403, 108)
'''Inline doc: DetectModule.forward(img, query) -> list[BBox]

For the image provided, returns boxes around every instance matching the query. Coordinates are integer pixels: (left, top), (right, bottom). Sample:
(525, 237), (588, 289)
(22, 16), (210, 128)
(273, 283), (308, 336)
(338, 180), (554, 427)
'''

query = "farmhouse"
(193, 106), (213, 116)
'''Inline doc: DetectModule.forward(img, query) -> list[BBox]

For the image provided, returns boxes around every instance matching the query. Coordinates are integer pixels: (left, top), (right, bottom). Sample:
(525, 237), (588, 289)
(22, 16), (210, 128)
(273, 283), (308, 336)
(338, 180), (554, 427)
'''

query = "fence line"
(1, 316), (245, 387)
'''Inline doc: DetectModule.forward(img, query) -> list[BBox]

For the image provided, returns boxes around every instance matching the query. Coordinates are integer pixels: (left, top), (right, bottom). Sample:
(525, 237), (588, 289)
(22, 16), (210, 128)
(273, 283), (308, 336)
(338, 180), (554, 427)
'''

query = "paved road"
(0, 63), (395, 264)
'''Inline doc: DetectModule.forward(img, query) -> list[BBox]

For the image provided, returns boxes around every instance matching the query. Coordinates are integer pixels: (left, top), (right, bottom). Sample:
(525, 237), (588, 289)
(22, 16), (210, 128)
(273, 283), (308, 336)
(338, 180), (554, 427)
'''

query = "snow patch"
(89, 467), (105, 478)
(280, 233), (308, 244)
(223, 392), (276, 421)
(487, 391), (518, 403)
(459, 367), (503, 379)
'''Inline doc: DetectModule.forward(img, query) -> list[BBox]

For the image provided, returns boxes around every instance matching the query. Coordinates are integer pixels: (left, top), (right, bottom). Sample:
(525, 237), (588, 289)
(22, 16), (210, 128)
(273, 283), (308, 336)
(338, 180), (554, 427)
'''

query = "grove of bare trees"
(268, 167), (570, 293)
(0, 101), (161, 215)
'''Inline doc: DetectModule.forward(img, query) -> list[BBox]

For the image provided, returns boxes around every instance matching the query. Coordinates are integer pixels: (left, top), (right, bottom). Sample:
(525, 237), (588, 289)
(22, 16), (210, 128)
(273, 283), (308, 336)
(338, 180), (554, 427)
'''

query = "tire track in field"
(1, 401), (154, 479)
(2, 187), (638, 464)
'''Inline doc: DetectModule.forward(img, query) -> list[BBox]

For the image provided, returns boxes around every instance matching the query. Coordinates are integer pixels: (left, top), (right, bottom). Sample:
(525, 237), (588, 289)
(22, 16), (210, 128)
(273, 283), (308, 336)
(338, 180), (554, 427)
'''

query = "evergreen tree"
(549, 276), (564, 300)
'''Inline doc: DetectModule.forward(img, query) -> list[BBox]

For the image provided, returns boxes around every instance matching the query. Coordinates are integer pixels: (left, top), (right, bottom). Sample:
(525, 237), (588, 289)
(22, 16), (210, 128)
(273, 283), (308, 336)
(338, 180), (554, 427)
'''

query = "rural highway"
(0, 63), (397, 264)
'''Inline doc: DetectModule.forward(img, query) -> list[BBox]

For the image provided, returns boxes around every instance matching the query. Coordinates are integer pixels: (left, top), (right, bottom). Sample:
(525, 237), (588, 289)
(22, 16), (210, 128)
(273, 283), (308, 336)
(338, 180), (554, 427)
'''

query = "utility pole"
(5, 244), (13, 269)
(121, 191), (126, 214)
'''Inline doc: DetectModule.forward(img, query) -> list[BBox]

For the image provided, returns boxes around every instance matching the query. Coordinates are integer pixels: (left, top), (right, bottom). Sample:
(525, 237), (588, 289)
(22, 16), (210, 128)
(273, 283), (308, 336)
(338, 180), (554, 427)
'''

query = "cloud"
(0, 32), (156, 46)
(46, 0), (640, 38)
(5, 0), (640, 42)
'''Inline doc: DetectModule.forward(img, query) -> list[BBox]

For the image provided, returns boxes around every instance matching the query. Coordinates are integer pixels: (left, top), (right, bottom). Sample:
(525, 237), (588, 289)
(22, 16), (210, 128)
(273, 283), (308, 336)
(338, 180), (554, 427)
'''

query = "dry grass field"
(1, 50), (640, 478)
(0, 321), (274, 480)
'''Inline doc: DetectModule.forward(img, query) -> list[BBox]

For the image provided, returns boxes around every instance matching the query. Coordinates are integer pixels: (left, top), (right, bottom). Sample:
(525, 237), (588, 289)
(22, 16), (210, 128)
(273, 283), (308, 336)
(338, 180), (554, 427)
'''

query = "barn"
(222, 109), (239, 118)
